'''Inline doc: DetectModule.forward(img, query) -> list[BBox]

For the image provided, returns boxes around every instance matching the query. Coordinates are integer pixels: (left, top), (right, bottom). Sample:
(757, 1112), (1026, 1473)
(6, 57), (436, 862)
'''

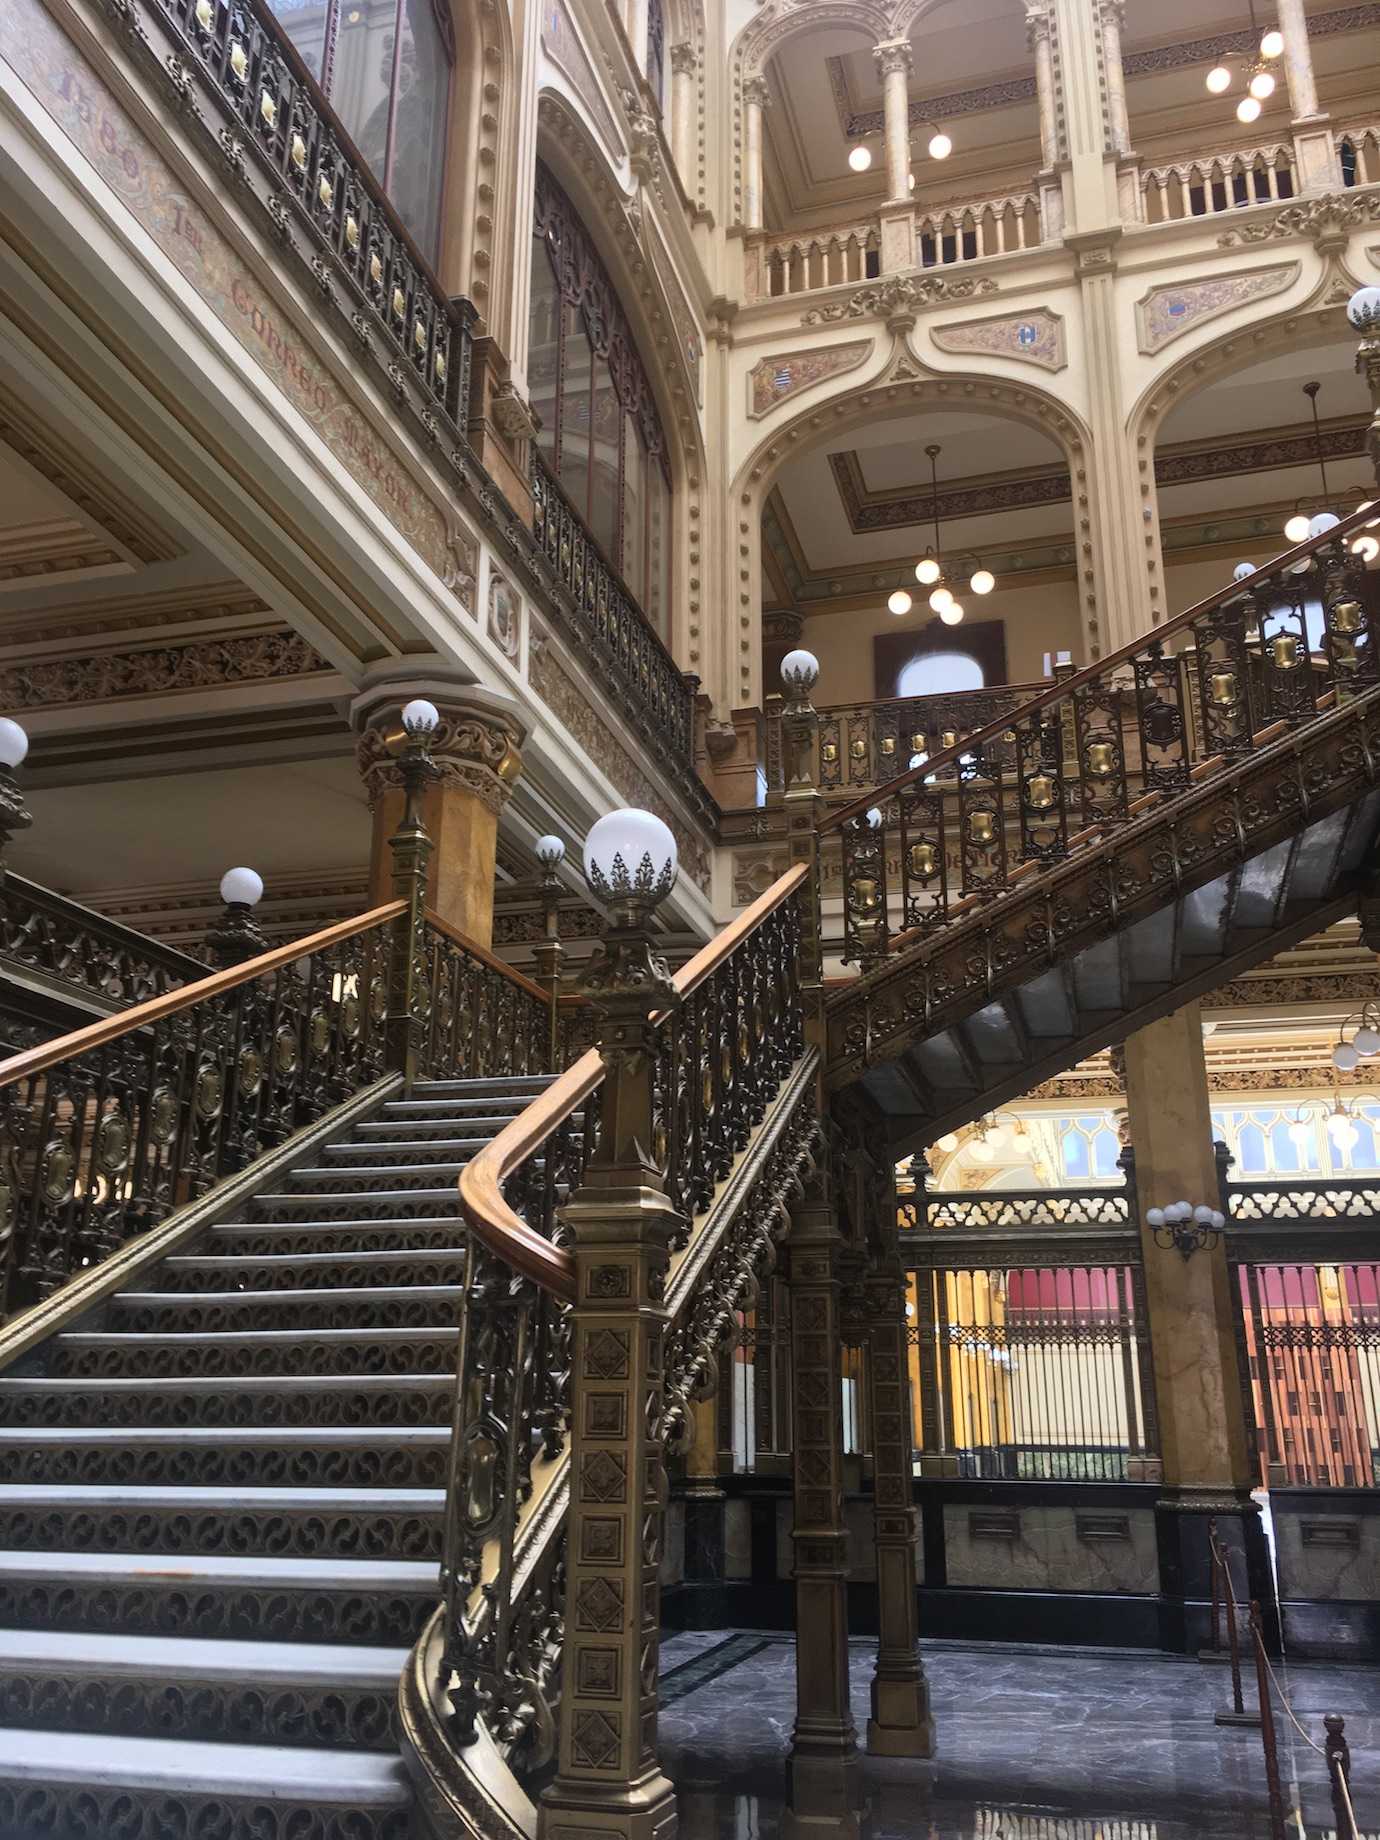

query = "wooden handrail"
(822, 502), (1380, 834)
(459, 864), (810, 1302)
(809, 683), (1047, 718)
(0, 901), (406, 1089)
(422, 907), (567, 1007)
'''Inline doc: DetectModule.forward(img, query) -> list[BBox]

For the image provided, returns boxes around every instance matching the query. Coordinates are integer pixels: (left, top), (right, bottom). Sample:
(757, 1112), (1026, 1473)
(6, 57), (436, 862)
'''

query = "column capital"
(1024, 1), (1051, 47)
(352, 681), (524, 817)
(872, 36), (913, 78)
(1096, 0), (1125, 25)
(670, 41), (696, 75)
(742, 72), (772, 109)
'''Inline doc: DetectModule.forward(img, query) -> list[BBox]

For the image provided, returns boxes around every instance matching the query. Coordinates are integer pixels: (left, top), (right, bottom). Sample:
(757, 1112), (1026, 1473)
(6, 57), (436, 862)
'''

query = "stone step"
(410, 1075), (554, 1095)
(0, 1727), (412, 1836)
(0, 1425), (450, 1489)
(252, 1185), (462, 1222)
(0, 1374), (452, 1431)
(0, 1546), (437, 1646)
(326, 1136), (497, 1161)
(0, 1485), (444, 1560)
(44, 1327), (460, 1381)
(204, 1218), (467, 1257)
(150, 1246), (466, 1294)
(106, 1283), (463, 1335)
(0, 1628), (411, 1750)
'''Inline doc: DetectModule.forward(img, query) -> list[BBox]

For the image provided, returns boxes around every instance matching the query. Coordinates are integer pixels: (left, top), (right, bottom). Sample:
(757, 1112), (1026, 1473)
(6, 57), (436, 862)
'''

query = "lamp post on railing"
(0, 719), (33, 887)
(384, 698), (438, 1084)
(780, 649), (826, 991)
(1349, 286), (1380, 491)
(207, 867), (267, 968)
(539, 808), (681, 1840)
(532, 834), (566, 1067)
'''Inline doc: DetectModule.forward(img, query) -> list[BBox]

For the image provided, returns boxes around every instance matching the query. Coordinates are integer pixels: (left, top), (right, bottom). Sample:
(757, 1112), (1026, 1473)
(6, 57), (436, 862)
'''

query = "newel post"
(539, 810), (683, 1840)
(384, 699), (439, 1086)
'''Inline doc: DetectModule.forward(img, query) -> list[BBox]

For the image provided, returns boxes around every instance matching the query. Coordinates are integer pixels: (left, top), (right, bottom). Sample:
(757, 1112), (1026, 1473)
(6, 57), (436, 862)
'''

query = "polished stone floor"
(658, 1631), (1380, 1838)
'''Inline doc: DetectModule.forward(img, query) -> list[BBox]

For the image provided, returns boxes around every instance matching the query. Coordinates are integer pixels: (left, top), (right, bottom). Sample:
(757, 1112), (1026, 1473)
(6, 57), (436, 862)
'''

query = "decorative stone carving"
(803, 272), (997, 328)
(0, 630), (332, 710)
(1218, 192), (1380, 249)
(541, 0), (622, 155)
(1135, 264), (1300, 354)
(932, 307), (1066, 371)
(487, 572), (521, 660)
(748, 340), (872, 417)
(355, 701), (523, 817)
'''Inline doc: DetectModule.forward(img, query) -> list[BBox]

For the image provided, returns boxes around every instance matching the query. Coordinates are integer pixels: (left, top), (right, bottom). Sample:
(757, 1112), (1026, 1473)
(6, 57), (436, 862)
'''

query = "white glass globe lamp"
(401, 698), (439, 735)
(219, 867), (264, 908)
(1206, 64), (1233, 94)
(848, 145), (872, 173)
(1237, 95), (1262, 123)
(582, 809), (678, 909)
(888, 589), (913, 616)
(916, 556), (942, 586)
(0, 719), (28, 770)
(969, 567), (995, 596)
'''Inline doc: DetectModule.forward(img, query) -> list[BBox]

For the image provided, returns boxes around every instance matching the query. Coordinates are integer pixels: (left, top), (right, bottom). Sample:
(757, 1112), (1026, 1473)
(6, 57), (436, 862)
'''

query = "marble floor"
(658, 1631), (1380, 1839)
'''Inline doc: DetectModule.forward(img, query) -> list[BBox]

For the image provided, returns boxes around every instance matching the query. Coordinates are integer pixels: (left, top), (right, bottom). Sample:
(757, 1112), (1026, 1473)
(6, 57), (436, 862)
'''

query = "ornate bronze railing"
(530, 456), (695, 768)
(149, 0), (469, 418)
(903, 1185), (1135, 1235)
(408, 865), (813, 1814)
(0, 900), (569, 1320)
(820, 507), (1380, 965)
(0, 872), (205, 1011)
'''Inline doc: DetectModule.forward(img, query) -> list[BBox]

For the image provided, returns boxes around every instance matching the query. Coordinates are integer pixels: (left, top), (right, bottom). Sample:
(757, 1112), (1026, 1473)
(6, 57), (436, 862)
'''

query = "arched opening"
(897, 651), (984, 696)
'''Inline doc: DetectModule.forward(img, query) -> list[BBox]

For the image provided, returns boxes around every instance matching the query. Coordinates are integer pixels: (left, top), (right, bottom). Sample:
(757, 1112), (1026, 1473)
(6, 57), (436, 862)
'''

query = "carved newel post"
(780, 649), (825, 988)
(532, 834), (568, 1067)
(384, 699), (439, 1085)
(539, 808), (683, 1840)
(206, 867), (268, 969)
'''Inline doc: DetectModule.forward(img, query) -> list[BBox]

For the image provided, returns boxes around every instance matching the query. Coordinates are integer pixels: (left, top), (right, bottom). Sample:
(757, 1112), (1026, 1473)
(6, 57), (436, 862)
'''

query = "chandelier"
(1287, 1090), (1378, 1159)
(1279, 381), (1378, 556)
(1331, 1002), (1380, 1072)
(1204, 0), (1284, 124)
(884, 444), (997, 625)
(848, 118), (953, 176)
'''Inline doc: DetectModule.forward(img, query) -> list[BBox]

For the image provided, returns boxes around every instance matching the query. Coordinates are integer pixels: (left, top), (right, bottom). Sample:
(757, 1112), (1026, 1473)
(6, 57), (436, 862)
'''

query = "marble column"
(872, 38), (916, 274)
(353, 674), (523, 950)
(1123, 1002), (1276, 1654)
(1025, 3), (1065, 238)
(1098, 0), (1131, 156)
(670, 44), (697, 190)
(865, 1260), (934, 1757)
(785, 1167), (862, 1831)
(1276, 0), (1339, 190)
(743, 75), (770, 231)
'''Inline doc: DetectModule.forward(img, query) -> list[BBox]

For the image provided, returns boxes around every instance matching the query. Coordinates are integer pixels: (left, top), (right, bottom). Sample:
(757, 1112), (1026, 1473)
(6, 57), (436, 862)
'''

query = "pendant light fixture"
(1282, 382), (1371, 548)
(1204, 0), (1284, 115)
(902, 444), (997, 626)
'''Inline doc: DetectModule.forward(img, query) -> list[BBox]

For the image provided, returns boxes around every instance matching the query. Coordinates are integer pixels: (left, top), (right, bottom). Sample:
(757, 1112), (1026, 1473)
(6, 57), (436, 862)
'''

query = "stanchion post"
(1326, 1714), (1359, 1840)
(1211, 1522), (1260, 1728)
(1250, 1600), (1287, 1840)
(1206, 1515), (1223, 1658)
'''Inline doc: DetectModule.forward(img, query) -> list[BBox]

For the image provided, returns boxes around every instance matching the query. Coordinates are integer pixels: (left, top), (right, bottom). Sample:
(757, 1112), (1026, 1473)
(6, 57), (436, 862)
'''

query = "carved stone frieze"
(802, 272), (998, 327)
(1217, 192), (1380, 249)
(932, 307), (1066, 372)
(1135, 264), (1300, 355)
(748, 340), (872, 417)
(0, 629), (331, 710)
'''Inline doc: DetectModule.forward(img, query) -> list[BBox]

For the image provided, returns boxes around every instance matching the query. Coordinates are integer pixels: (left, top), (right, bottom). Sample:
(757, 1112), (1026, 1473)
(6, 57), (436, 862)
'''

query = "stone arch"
(438, 0), (516, 336)
(534, 93), (709, 666)
(727, 349), (1098, 708)
(727, 1), (893, 227)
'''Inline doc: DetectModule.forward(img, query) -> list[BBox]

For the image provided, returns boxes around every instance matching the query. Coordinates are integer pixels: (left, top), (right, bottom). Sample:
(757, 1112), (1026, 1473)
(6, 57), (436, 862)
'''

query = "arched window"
(529, 162), (673, 633)
(897, 651), (985, 698)
(265, 0), (453, 258)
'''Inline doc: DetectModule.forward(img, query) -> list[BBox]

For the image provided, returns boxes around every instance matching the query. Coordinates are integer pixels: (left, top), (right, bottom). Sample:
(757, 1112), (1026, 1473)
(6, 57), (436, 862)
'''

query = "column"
(785, 1165), (862, 1832)
(872, 38), (916, 275)
(865, 1259), (934, 1757)
(1123, 1002), (1276, 1655)
(670, 45), (696, 190)
(1099, 0), (1131, 156)
(743, 75), (770, 231)
(539, 882), (680, 1840)
(1277, 0), (1339, 190)
(1026, 4), (1065, 240)
(353, 673), (524, 949)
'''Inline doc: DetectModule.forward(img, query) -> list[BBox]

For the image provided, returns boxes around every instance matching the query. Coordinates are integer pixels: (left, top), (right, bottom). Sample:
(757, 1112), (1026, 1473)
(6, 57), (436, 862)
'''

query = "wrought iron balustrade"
(0, 873), (206, 1011)
(903, 1186), (1134, 1235)
(413, 865), (815, 1806)
(530, 456), (695, 768)
(821, 505), (1380, 968)
(1227, 1177), (1380, 1224)
(0, 901), (569, 1320)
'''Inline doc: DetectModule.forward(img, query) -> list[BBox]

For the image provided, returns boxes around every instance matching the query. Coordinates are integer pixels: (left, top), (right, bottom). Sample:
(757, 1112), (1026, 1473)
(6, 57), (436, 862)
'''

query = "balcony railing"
(1140, 142), (1297, 223)
(916, 190), (1042, 268)
(530, 455), (695, 770)
(0, 874), (205, 1016)
(760, 221), (880, 299)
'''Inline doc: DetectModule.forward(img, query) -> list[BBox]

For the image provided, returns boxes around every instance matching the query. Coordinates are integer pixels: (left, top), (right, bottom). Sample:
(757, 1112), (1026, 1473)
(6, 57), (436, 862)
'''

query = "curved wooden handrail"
(811, 682), (1046, 718)
(0, 901), (406, 1089)
(822, 502), (1380, 834)
(422, 908), (570, 1008)
(458, 863), (810, 1303)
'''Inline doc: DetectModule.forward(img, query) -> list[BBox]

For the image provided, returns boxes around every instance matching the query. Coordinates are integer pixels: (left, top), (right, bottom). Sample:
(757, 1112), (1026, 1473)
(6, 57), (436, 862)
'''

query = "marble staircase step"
(105, 1284), (464, 1335)
(0, 1374), (452, 1430)
(150, 1246), (467, 1294)
(43, 1327), (460, 1381)
(0, 1425), (450, 1490)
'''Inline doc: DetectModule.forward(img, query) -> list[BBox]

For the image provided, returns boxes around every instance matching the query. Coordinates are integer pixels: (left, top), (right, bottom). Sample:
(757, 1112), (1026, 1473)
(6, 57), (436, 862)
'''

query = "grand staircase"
(0, 1073), (555, 1838)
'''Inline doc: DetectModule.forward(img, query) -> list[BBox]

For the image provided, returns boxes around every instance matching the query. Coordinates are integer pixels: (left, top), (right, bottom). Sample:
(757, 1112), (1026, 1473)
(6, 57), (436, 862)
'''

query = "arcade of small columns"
(737, 0), (1341, 261)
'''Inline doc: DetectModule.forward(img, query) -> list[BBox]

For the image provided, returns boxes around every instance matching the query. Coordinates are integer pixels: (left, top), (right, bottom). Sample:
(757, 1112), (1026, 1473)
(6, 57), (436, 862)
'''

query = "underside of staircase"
(0, 1074), (556, 1838)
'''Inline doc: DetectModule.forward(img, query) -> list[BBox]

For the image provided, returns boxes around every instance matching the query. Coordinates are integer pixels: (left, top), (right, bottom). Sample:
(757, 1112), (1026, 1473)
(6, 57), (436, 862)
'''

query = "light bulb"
(937, 1133), (959, 1152)
(1237, 94), (1262, 123)
(916, 556), (942, 585)
(865, 807), (883, 830)
(929, 587), (954, 614)
(0, 718), (28, 769)
(1354, 1025), (1380, 1057)
(1310, 511), (1341, 538)
(1206, 64), (1233, 93)
(1233, 561), (1256, 582)
(1260, 28), (1284, 57)
(536, 835), (566, 870)
(781, 649), (820, 695)
(1194, 1204), (1215, 1224)
(219, 866), (264, 907)
(1334, 1041), (1361, 1072)
(583, 808), (678, 901)
(928, 131), (952, 160)
(940, 602), (965, 625)
(1146, 1207), (1165, 1228)
(1249, 69), (1276, 100)
(848, 145), (872, 172)
(1288, 1120), (1312, 1151)
(908, 172), (916, 191)
(969, 567), (995, 595)
(401, 697), (439, 733)
(971, 1138), (994, 1163)
(1348, 288), (1380, 334)
(1211, 1210), (1226, 1231)
(1284, 513), (1312, 543)
(888, 589), (913, 616)
(987, 1125), (1008, 1152)
(1329, 1113), (1359, 1152)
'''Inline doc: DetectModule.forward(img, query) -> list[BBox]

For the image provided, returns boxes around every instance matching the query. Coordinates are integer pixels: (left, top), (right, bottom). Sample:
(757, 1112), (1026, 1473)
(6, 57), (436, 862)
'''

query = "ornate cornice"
(0, 629), (331, 711)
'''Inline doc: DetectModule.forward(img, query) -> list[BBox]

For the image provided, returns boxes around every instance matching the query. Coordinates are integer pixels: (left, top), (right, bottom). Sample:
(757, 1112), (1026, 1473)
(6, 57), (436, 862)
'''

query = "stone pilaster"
(670, 44), (696, 190)
(743, 76), (770, 231)
(1025, 4), (1065, 239)
(873, 38), (916, 272)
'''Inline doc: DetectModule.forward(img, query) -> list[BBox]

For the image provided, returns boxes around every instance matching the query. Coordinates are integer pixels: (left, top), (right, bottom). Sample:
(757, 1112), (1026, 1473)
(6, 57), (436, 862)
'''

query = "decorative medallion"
(194, 1064), (224, 1121)
(148, 1086), (179, 1146)
(258, 89), (276, 129)
(391, 286), (406, 322)
(1135, 263), (1299, 354)
(274, 1025), (300, 1074)
(193, 0), (212, 28)
(41, 1139), (74, 1204)
(369, 251), (383, 289)
(932, 307), (1066, 372)
(290, 132), (306, 172)
(228, 39), (247, 82)
(95, 1111), (131, 1173)
(341, 993), (361, 1038)
(748, 340), (872, 419)
(345, 213), (359, 251)
(309, 1008), (330, 1055)
(319, 174), (333, 211)
(487, 572), (521, 659)
(237, 1045), (263, 1097)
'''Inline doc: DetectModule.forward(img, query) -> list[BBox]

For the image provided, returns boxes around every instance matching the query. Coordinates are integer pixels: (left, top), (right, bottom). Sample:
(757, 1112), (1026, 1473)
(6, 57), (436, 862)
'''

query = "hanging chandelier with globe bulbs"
(1203, 0), (1285, 124)
(1331, 1003), (1380, 1073)
(1278, 380), (1380, 558)
(884, 443), (998, 627)
(846, 118), (953, 177)
(1286, 1090), (1379, 1162)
